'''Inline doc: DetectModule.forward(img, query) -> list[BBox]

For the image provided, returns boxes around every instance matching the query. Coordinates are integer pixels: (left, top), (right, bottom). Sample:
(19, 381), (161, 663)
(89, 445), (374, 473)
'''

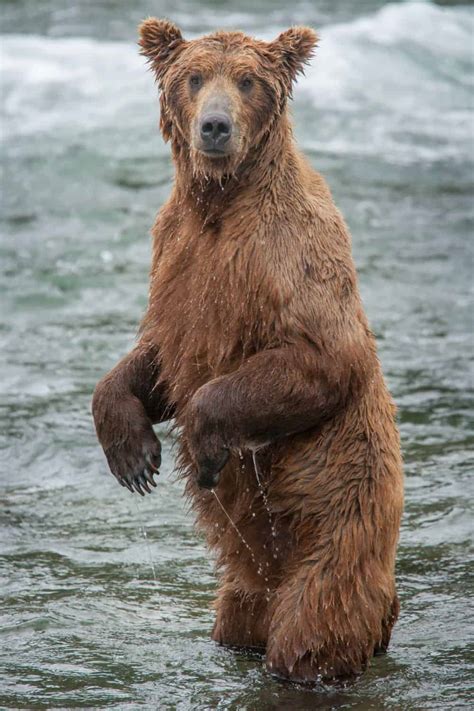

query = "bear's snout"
(193, 80), (239, 160)
(200, 113), (232, 154)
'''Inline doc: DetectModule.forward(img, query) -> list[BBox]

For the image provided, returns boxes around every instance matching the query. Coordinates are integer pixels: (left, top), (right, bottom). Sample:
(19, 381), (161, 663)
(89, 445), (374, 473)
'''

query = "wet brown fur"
(92, 19), (404, 683)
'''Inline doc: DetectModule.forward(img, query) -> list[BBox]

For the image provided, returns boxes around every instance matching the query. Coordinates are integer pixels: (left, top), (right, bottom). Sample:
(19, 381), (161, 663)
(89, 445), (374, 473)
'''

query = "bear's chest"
(149, 221), (292, 401)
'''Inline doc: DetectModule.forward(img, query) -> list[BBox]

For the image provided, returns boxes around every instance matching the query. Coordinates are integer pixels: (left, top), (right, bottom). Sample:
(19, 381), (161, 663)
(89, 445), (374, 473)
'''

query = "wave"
(299, 1), (473, 162)
(1, 2), (472, 162)
(1, 35), (149, 139)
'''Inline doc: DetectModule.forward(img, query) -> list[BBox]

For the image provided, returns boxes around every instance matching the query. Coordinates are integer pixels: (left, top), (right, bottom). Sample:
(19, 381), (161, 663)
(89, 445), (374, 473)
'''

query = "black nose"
(200, 113), (232, 150)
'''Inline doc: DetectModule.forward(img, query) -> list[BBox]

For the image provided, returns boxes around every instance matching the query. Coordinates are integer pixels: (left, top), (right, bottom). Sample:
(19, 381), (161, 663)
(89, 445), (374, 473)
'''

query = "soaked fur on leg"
(212, 584), (270, 651)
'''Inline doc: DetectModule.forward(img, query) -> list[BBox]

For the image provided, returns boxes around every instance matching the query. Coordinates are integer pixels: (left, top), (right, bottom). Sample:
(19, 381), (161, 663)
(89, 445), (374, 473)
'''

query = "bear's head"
(139, 19), (317, 179)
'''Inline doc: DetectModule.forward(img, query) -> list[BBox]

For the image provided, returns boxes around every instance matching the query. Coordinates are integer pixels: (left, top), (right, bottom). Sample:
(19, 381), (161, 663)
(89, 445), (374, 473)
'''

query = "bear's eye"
(189, 74), (203, 90)
(239, 76), (254, 92)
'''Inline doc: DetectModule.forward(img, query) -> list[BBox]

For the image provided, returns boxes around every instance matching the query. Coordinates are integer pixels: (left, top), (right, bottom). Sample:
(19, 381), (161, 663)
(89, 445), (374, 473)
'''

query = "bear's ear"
(138, 18), (185, 79)
(268, 26), (318, 89)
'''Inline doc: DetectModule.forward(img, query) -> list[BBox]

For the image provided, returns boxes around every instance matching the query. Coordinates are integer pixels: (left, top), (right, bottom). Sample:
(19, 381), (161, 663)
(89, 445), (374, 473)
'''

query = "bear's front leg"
(92, 341), (173, 494)
(185, 342), (360, 489)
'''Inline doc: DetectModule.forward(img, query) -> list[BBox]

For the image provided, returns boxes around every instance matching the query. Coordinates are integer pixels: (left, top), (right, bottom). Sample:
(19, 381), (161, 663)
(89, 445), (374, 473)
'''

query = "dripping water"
(211, 489), (256, 564)
(134, 498), (158, 584)
(252, 449), (279, 559)
(211, 489), (271, 598)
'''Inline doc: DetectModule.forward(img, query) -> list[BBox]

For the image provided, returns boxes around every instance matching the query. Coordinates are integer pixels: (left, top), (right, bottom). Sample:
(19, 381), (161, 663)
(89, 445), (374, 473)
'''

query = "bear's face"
(139, 20), (317, 178)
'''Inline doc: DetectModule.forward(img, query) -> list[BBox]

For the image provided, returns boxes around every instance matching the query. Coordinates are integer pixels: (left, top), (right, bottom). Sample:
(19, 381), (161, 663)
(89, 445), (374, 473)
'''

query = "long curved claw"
(138, 471), (152, 494)
(120, 478), (134, 493)
(143, 469), (157, 487)
(131, 475), (146, 495)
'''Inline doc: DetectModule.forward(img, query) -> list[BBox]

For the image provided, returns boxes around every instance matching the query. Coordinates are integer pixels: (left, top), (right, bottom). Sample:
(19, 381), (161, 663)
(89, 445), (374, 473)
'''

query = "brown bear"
(92, 18), (404, 683)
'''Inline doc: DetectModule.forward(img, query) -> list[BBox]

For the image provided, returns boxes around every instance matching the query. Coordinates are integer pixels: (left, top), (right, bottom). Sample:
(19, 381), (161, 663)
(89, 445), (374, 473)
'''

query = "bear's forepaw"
(104, 426), (161, 496)
(186, 382), (230, 489)
(195, 447), (230, 489)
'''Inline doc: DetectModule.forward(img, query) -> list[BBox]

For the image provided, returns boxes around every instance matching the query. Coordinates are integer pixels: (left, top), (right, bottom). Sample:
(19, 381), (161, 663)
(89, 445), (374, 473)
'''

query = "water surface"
(1, 1), (473, 708)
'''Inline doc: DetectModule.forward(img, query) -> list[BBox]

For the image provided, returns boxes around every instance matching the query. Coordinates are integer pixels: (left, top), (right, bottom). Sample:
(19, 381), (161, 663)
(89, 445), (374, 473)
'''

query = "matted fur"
(92, 19), (404, 683)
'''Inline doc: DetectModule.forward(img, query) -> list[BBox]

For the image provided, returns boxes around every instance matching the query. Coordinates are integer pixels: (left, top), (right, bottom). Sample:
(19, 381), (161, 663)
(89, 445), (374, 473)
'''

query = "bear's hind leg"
(212, 583), (270, 651)
(374, 593), (400, 656)
(264, 483), (402, 687)
(266, 560), (396, 682)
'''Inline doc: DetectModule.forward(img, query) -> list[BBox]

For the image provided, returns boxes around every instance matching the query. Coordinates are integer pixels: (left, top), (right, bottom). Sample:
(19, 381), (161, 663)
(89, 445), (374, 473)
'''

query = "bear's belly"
(269, 369), (402, 515)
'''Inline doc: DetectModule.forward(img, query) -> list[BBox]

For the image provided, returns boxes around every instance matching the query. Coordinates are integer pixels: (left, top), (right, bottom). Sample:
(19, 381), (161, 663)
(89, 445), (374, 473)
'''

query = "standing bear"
(92, 19), (404, 682)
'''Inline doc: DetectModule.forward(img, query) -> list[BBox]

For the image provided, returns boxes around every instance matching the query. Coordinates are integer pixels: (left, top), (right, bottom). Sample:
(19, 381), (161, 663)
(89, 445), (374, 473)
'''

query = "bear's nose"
(200, 113), (232, 150)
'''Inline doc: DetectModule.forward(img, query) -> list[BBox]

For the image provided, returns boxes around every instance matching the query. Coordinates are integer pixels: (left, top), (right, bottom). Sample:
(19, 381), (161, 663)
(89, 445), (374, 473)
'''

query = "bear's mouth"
(200, 147), (231, 159)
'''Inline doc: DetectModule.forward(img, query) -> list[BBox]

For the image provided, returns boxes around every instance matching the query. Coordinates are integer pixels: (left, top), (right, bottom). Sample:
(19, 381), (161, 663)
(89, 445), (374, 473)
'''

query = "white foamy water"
(299, 2), (474, 162)
(0, 36), (149, 138)
(1, 2), (472, 162)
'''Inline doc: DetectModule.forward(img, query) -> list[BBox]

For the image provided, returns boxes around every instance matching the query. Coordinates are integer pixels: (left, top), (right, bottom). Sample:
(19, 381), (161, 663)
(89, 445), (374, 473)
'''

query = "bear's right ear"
(268, 26), (318, 93)
(138, 18), (185, 79)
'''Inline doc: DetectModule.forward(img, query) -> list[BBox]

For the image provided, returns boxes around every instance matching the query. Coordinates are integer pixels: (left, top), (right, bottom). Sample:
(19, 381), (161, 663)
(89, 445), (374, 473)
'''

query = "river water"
(1, 1), (473, 708)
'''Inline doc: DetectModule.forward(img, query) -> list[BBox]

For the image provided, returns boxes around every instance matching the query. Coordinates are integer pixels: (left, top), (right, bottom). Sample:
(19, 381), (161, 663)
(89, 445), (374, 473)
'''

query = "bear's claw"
(105, 435), (161, 496)
(118, 466), (158, 496)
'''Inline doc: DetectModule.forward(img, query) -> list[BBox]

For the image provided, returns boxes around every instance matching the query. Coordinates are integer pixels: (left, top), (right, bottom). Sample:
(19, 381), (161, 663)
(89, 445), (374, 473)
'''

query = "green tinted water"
(1, 1), (473, 708)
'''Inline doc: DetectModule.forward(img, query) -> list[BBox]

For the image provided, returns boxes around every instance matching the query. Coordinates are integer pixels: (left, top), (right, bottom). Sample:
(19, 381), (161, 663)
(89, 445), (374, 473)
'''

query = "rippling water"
(1, 1), (473, 708)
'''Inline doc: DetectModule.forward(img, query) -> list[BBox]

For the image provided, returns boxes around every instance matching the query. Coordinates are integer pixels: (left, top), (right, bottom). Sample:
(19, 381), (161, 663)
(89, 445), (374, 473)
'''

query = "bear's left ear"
(138, 18), (185, 79)
(268, 26), (318, 89)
